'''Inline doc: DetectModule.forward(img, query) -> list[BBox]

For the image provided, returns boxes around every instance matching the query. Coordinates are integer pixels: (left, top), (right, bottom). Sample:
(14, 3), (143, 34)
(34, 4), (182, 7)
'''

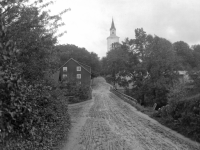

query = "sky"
(50, 0), (200, 58)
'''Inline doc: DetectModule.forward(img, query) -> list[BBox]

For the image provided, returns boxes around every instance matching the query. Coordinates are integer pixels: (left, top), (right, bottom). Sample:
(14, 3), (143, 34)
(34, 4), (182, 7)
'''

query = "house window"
(63, 74), (67, 78)
(63, 67), (67, 72)
(77, 66), (81, 71)
(77, 74), (81, 79)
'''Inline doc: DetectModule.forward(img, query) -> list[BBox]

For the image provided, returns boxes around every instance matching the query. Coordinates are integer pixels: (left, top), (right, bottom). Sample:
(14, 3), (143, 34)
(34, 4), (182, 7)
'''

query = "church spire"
(110, 18), (116, 30)
(107, 18), (119, 51)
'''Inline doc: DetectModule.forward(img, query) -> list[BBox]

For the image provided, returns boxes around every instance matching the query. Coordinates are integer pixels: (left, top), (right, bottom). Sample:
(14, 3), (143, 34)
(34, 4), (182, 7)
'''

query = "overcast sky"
(51, 0), (200, 58)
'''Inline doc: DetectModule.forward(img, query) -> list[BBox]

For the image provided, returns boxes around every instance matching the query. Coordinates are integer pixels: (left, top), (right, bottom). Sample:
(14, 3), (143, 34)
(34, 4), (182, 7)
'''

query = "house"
(59, 58), (91, 86)
(177, 71), (192, 83)
(52, 58), (91, 87)
(114, 75), (134, 93)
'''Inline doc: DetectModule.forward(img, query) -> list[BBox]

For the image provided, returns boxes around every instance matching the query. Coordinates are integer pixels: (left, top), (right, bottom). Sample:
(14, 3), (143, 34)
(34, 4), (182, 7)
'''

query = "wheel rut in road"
(63, 77), (200, 150)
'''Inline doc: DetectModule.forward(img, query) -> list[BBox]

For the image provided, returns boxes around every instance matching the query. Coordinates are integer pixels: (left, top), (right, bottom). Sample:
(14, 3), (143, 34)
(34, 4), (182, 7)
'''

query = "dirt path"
(62, 77), (200, 150)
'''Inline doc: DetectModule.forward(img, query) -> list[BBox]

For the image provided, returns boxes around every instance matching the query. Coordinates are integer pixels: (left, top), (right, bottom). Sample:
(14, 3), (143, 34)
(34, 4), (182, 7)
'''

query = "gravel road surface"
(62, 77), (200, 150)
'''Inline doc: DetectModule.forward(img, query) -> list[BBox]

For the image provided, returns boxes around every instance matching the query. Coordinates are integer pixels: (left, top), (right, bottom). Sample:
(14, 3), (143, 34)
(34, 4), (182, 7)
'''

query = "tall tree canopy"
(102, 28), (179, 107)
(191, 44), (200, 69)
(55, 44), (101, 77)
(144, 36), (177, 106)
(106, 42), (129, 86)
(173, 41), (196, 70)
(1, 0), (69, 82)
(0, 1), (71, 149)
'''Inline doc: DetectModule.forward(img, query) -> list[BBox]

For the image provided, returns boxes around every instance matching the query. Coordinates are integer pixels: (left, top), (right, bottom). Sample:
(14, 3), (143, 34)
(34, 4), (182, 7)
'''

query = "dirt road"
(62, 77), (200, 150)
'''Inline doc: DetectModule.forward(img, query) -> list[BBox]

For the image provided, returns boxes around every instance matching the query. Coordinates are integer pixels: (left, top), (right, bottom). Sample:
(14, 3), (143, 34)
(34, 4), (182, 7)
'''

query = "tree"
(0, 1), (70, 149)
(144, 36), (177, 107)
(89, 52), (101, 78)
(192, 44), (200, 53)
(173, 41), (196, 70)
(2, 0), (69, 82)
(102, 28), (180, 107)
(191, 44), (200, 69)
(105, 42), (129, 87)
(127, 31), (177, 107)
(55, 44), (101, 78)
(130, 28), (153, 61)
(128, 28), (153, 104)
(100, 57), (109, 76)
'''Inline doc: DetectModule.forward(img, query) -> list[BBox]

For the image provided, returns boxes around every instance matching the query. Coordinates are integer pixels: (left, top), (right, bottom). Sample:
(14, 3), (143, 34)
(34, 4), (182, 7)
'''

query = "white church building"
(107, 19), (120, 51)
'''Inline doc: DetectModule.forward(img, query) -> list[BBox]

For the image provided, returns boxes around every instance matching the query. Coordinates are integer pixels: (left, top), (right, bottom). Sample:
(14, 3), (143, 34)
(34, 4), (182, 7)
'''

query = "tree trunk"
(140, 93), (145, 105)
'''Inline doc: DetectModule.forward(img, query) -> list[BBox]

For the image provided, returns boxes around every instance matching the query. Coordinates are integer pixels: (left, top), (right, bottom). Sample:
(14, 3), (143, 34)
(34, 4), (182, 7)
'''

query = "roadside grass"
(110, 89), (200, 146)
(127, 100), (200, 145)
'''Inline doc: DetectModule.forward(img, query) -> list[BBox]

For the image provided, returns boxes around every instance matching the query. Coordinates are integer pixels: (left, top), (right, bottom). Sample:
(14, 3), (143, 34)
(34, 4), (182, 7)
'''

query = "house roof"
(178, 71), (187, 75)
(58, 58), (91, 74)
(76, 61), (91, 68)
(77, 61), (91, 73)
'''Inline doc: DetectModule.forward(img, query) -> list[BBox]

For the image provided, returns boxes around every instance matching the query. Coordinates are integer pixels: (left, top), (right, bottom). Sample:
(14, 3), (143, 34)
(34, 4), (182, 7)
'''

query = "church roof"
(110, 18), (116, 30)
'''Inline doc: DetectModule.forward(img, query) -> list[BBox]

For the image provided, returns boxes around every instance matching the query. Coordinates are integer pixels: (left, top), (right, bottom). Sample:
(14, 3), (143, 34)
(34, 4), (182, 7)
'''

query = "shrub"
(167, 81), (187, 118)
(153, 92), (200, 142)
(105, 75), (113, 85)
(60, 81), (91, 104)
(177, 97), (200, 141)
(0, 81), (70, 150)
(0, 22), (70, 150)
(76, 84), (91, 100)
(0, 1), (70, 149)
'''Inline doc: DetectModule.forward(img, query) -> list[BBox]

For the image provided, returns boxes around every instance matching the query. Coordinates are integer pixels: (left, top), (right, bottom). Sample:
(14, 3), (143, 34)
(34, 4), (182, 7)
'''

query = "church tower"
(107, 18), (119, 51)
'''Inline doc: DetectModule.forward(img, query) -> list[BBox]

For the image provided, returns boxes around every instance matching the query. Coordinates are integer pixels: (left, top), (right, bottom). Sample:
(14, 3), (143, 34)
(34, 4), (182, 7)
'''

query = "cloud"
(54, 0), (200, 58)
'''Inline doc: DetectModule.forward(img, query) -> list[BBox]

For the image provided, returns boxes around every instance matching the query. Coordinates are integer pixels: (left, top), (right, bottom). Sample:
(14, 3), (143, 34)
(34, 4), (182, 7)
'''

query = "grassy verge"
(110, 89), (200, 144)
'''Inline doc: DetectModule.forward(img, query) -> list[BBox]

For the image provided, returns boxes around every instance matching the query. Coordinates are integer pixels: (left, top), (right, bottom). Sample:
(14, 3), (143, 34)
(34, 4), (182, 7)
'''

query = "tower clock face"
(112, 31), (114, 34)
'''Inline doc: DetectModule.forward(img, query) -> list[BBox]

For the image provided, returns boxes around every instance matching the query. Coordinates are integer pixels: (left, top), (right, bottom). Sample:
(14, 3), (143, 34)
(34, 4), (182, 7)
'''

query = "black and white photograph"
(1, 0), (200, 149)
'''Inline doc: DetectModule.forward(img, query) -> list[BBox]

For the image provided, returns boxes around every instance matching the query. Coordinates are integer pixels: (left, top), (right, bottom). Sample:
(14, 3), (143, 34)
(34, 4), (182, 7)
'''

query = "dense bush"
(154, 82), (200, 142)
(164, 82), (187, 117)
(0, 78), (70, 149)
(60, 81), (91, 104)
(0, 1), (70, 149)
(170, 97), (200, 141)
(105, 75), (113, 85)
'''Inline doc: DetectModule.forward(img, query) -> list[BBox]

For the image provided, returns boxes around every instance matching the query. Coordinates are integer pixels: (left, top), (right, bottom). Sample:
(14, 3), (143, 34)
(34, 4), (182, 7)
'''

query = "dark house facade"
(58, 58), (91, 86)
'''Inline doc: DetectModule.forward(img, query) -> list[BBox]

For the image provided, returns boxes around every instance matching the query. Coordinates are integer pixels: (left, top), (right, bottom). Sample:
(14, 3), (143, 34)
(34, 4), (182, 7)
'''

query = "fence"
(110, 87), (138, 105)
(110, 87), (158, 112)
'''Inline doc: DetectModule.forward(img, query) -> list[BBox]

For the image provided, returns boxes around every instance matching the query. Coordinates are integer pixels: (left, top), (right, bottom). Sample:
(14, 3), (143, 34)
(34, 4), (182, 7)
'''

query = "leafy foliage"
(143, 36), (177, 107)
(105, 42), (129, 87)
(152, 80), (200, 142)
(103, 29), (178, 107)
(0, 1), (70, 149)
(1, 0), (69, 82)
(155, 95), (200, 142)
(173, 41), (196, 70)
(55, 44), (101, 78)
(60, 81), (91, 104)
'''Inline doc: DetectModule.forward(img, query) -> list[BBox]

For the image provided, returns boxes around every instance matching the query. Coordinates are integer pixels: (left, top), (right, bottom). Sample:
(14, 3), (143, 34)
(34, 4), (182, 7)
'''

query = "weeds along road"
(62, 77), (200, 150)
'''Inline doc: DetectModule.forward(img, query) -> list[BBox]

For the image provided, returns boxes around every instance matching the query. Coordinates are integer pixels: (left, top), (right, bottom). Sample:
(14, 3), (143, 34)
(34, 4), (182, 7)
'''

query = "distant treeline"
(101, 28), (200, 108)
